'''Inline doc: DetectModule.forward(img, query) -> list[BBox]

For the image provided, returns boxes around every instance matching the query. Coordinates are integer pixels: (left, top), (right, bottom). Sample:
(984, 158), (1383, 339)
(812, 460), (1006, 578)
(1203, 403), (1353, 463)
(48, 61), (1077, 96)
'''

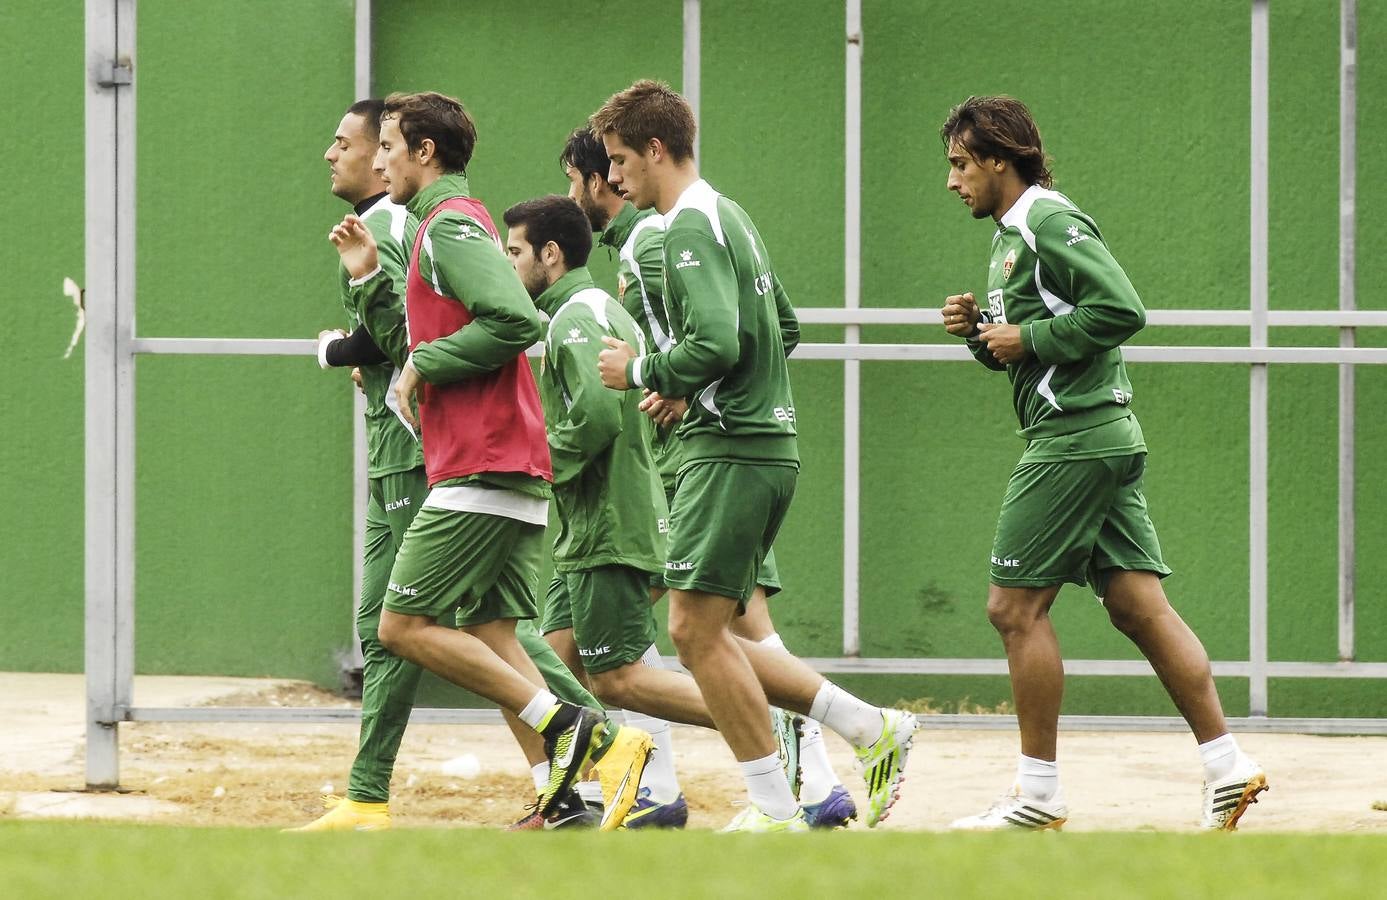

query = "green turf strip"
(3, 823), (1385, 899)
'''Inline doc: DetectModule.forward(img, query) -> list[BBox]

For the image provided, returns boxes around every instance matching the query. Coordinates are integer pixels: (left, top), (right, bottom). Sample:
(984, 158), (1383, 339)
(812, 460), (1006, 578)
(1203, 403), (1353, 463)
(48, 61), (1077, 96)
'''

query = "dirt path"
(2, 673), (1383, 832)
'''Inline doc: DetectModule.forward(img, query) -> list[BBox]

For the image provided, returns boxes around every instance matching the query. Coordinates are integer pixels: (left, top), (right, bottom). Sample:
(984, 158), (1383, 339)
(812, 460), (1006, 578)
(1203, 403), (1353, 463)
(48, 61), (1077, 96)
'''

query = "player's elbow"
(1117, 301), (1146, 337)
(703, 339), (740, 374)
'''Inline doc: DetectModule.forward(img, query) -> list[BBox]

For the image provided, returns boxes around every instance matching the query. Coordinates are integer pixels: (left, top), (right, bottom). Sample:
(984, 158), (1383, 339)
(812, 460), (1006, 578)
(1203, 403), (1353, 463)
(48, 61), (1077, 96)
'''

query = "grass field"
(3, 822), (1384, 900)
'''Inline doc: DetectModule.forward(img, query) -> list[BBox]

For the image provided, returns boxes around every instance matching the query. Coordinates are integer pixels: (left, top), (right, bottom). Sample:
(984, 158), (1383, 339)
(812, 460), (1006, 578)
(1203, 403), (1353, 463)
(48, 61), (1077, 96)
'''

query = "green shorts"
(359, 467), (430, 643)
(383, 506), (544, 626)
(663, 460), (797, 603)
(990, 452), (1171, 595)
(541, 565), (658, 674)
(650, 485), (783, 596)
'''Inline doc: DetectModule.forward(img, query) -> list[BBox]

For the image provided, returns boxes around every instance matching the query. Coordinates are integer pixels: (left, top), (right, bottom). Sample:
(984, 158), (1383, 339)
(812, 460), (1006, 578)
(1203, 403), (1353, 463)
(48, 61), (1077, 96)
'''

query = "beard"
(579, 191), (610, 232)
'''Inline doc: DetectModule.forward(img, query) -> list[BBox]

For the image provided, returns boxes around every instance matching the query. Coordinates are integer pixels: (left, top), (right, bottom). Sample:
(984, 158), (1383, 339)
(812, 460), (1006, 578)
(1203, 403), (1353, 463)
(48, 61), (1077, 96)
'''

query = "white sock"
(1198, 733), (1240, 782)
(758, 634), (839, 804)
(740, 752), (799, 820)
(1017, 754), (1059, 802)
(518, 689), (559, 731)
(808, 681), (884, 748)
(530, 762), (549, 795)
(798, 719), (838, 805)
(576, 779), (604, 807)
(624, 646), (681, 803)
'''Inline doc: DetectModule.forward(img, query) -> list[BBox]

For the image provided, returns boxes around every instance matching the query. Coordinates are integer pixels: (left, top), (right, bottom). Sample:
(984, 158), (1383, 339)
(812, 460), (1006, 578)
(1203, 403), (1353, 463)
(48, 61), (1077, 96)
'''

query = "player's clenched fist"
(394, 358), (422, 431)
(597, 335), (636, 390)
(329, 214), (379, 280)
(942, 292), (981, 337)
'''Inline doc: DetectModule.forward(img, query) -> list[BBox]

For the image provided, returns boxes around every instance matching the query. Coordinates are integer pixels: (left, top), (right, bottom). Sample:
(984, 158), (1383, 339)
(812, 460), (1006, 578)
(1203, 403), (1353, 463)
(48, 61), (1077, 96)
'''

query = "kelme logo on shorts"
(991, 556), (1022, 568)
(578, 645), (613, 657)
(388, 581), (420, 596)
(666, 560), (695, 571)
(385, 497), (411, 512)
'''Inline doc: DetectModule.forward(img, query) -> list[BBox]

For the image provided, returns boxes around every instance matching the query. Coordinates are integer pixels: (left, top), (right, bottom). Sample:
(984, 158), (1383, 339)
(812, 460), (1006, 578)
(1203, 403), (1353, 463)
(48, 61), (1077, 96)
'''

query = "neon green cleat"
(720, 804), (810, 833)
(590, 725), (655, 831)
(285, 795), (391, 832)
(771, 707), (804, 800)
(537, 706), (606, 820)
(853, 708), (918, 827)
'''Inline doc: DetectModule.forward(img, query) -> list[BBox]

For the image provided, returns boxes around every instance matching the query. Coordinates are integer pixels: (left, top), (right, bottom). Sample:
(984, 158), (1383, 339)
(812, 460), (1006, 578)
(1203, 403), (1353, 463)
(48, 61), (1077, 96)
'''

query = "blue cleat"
(619, 788), (689, 829)
(802, 784), (858, 829)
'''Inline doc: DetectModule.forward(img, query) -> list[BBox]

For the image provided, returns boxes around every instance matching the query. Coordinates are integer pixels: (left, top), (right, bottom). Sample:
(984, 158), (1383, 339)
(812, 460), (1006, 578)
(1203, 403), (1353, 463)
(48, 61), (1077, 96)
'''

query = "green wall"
(3, 1), (1383, 717)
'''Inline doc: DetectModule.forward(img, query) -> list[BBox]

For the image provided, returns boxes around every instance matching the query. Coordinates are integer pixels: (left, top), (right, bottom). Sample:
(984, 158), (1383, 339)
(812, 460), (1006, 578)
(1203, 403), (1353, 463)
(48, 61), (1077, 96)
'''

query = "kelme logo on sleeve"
(675, 249), (700, 269)
(562, 327), (588, 345)
(1065, 225), (1090, 247)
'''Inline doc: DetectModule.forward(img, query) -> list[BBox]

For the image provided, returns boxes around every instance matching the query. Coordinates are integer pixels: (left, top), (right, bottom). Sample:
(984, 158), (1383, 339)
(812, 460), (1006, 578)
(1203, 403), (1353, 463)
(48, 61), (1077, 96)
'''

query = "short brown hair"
(382, 91), (477, 174)
(589, 80), (696, 162)
(940, 96), (1053, 188)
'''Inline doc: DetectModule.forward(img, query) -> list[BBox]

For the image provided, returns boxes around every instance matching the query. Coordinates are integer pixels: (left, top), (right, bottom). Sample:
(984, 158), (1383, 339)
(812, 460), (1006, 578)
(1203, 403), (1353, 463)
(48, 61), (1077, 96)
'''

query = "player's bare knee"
(589, 667), (634, 707)
(985, 587), (1052, 636)
(376, 611), (415, 655)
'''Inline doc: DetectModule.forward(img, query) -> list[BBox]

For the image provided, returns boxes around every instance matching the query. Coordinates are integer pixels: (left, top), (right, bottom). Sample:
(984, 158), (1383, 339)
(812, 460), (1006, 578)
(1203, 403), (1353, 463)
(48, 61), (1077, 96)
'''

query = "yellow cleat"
(285, 794), (392, 832)
(720, 804), (810, 833)
(590, 725), (654, 831)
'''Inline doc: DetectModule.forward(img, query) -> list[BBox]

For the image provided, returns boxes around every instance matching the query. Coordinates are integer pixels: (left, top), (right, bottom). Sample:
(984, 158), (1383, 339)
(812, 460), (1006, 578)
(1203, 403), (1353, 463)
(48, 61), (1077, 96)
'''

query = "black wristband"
(325, 324), (389, 367)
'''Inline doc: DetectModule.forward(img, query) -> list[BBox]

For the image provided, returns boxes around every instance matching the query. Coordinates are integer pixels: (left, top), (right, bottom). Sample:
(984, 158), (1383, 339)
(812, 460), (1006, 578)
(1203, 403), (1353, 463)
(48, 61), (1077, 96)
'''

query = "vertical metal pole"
(682, 0), (700, 163)
(85, 0), (136, 789)
(346, 0), (373, 675)
(842, 0), (862, 656)
(1337, 0), (1357, 662)
(355, 0), (371, 100)
(1248, 0), (1270, 716)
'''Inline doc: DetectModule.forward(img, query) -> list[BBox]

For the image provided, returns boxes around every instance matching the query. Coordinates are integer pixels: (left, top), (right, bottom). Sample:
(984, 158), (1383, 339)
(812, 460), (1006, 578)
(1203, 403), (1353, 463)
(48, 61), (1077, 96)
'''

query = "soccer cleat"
(537, 706), (606, 819)
(802, 784), (858, 829)
(853, 708), (918, 827)
(949, 786), (1068, 831)
(589, 725), (655, 831)
(719, 804), (810, 833)
(285, 794), (391, 832)
(507, 789), (599, 831)
(1200, 756), (1268, 831)
(619, 789), (689, 830)
(771, 707), (804, 800)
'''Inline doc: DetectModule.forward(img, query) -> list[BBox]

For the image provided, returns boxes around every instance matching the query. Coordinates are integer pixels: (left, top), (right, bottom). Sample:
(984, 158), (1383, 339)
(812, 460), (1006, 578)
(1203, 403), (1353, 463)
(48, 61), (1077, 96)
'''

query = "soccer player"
(326, 91), (650, 830)
(939, 95), (1267, 830)
(592, 80), (917, 832)
(561, 126), (858, 828)
(293, 100), (614, 831)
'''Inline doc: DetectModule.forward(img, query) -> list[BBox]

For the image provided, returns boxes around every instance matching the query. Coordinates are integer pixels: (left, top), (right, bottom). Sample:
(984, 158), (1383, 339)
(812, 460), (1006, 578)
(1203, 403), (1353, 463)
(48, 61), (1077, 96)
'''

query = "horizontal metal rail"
(794, 308), (1387, 327)
(128, 308), (1387, 357)
(132, 339), (1387, 365)
(117, 705), (1387, 735)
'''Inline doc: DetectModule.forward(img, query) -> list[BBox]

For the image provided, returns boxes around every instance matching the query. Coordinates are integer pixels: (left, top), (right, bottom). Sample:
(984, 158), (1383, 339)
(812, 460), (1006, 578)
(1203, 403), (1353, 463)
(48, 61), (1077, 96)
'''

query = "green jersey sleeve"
(411, 213), (544, 384)
(356, 212), (411, 369)
(629, 229), (739, 394)
(546, 308), (624, 486)
(772, 273), (799, 356)
(1022, 213), (1146, 365)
